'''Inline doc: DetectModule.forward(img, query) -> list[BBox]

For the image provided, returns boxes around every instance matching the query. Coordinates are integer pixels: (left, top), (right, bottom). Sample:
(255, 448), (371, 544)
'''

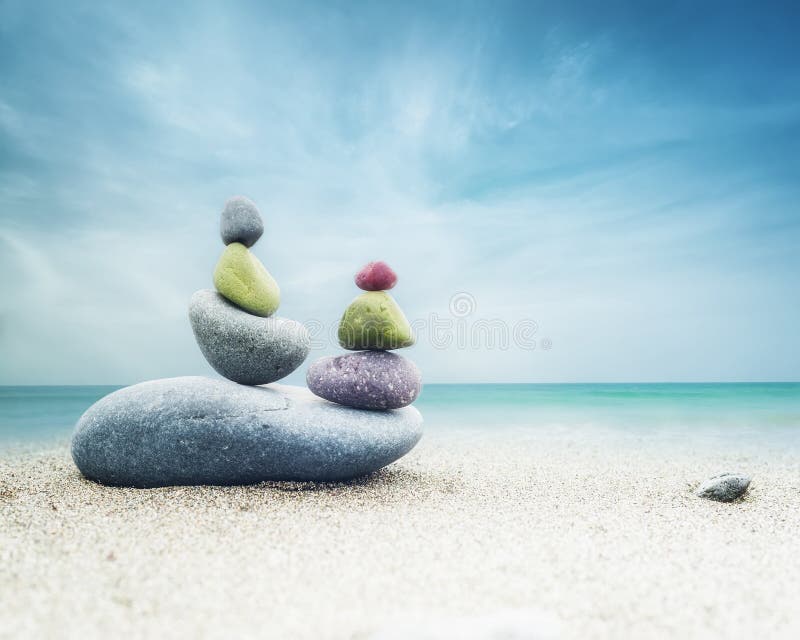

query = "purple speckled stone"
(307, 351), (421, 410)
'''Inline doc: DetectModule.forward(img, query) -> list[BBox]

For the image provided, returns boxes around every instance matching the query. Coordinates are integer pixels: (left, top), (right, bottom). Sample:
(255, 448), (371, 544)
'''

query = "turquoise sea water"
(1, 383), (799, 450)
(420, 383), (800, 451)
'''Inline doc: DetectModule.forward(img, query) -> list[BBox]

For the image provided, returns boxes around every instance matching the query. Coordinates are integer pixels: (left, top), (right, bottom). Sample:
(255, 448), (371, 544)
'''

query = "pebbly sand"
(2, 435), (800, 640)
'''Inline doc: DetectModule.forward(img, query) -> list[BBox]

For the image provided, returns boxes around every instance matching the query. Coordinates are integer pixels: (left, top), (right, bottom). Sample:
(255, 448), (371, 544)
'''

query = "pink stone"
(355, 261), (398, 291)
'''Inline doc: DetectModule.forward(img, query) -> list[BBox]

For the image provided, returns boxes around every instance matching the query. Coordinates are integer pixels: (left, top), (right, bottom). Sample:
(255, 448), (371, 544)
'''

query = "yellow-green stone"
(338, 291), (414, 350)
(213, 243), (280, 317)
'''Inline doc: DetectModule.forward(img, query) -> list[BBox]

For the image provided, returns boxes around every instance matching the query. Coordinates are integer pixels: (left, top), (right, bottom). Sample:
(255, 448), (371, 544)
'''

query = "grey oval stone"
(189, 289), (310, 385)
(71, 377), (424, 487)
(220, 195), (264, 247)
(307, 351), (421, 409)
(696, 472), (751, 502)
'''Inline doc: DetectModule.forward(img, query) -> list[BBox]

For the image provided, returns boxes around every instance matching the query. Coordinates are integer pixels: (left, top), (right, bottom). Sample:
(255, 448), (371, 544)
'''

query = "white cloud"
(0, 3), (798, 383)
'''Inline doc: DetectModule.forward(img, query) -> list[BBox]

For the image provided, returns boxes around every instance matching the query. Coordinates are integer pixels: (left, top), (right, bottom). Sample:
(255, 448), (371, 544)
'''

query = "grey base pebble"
(189, 289), (309, 385)
(71, 377), (423, 487)
(220, 195), (264, 247)
(696, 472), (751, 502)
(307, 350), (421, 409)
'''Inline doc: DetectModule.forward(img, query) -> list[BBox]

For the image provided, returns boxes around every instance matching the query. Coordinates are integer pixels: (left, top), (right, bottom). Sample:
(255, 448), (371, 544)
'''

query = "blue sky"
(1, 0), (798, 384)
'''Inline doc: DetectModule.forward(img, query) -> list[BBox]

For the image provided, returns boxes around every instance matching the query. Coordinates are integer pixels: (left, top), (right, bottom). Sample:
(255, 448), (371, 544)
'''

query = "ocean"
(2, 383), (799, 451)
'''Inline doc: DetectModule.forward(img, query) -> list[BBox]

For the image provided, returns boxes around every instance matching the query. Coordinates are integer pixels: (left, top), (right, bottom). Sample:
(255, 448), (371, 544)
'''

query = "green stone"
(338, 291), (414, 350)
(213, 243), (280, 317)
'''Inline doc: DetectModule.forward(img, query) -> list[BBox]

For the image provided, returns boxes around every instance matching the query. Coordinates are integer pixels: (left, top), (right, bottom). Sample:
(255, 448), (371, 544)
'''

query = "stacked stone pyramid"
(70, 199), (423, 488)
(188, 196), (309, 385)
(307, 261), (422, 410)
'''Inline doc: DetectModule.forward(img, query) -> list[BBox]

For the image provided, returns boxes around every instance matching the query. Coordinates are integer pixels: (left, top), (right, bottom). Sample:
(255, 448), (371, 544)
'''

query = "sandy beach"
(2, 434), (799, 640)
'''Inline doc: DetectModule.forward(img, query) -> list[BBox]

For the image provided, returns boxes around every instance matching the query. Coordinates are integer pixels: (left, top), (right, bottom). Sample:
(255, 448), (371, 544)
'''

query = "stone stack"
(70, 206), (424, 488)
(307, 261), (422, 410)
(189, 196), (309, 384)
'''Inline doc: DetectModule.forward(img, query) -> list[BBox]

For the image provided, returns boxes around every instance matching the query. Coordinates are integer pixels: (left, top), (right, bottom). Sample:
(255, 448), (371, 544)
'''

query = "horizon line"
(2, 380), (800, 388)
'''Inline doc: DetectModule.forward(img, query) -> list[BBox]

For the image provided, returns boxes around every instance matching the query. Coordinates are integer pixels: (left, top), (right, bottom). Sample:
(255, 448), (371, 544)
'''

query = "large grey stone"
(189, 289), (309, 385)
(696, 472), (751, 502)
(71, 377), (423, 487)
(307, 350), (421, 409)
(220, 195), (264, 247)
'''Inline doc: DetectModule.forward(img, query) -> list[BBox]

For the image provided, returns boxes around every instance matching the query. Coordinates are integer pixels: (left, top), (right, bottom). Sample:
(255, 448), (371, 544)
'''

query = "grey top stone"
(189, 289), (309, 385)
(220, 195), (264, 247)
(696, 472), (751, 502)
(71, 377), (424, 488)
